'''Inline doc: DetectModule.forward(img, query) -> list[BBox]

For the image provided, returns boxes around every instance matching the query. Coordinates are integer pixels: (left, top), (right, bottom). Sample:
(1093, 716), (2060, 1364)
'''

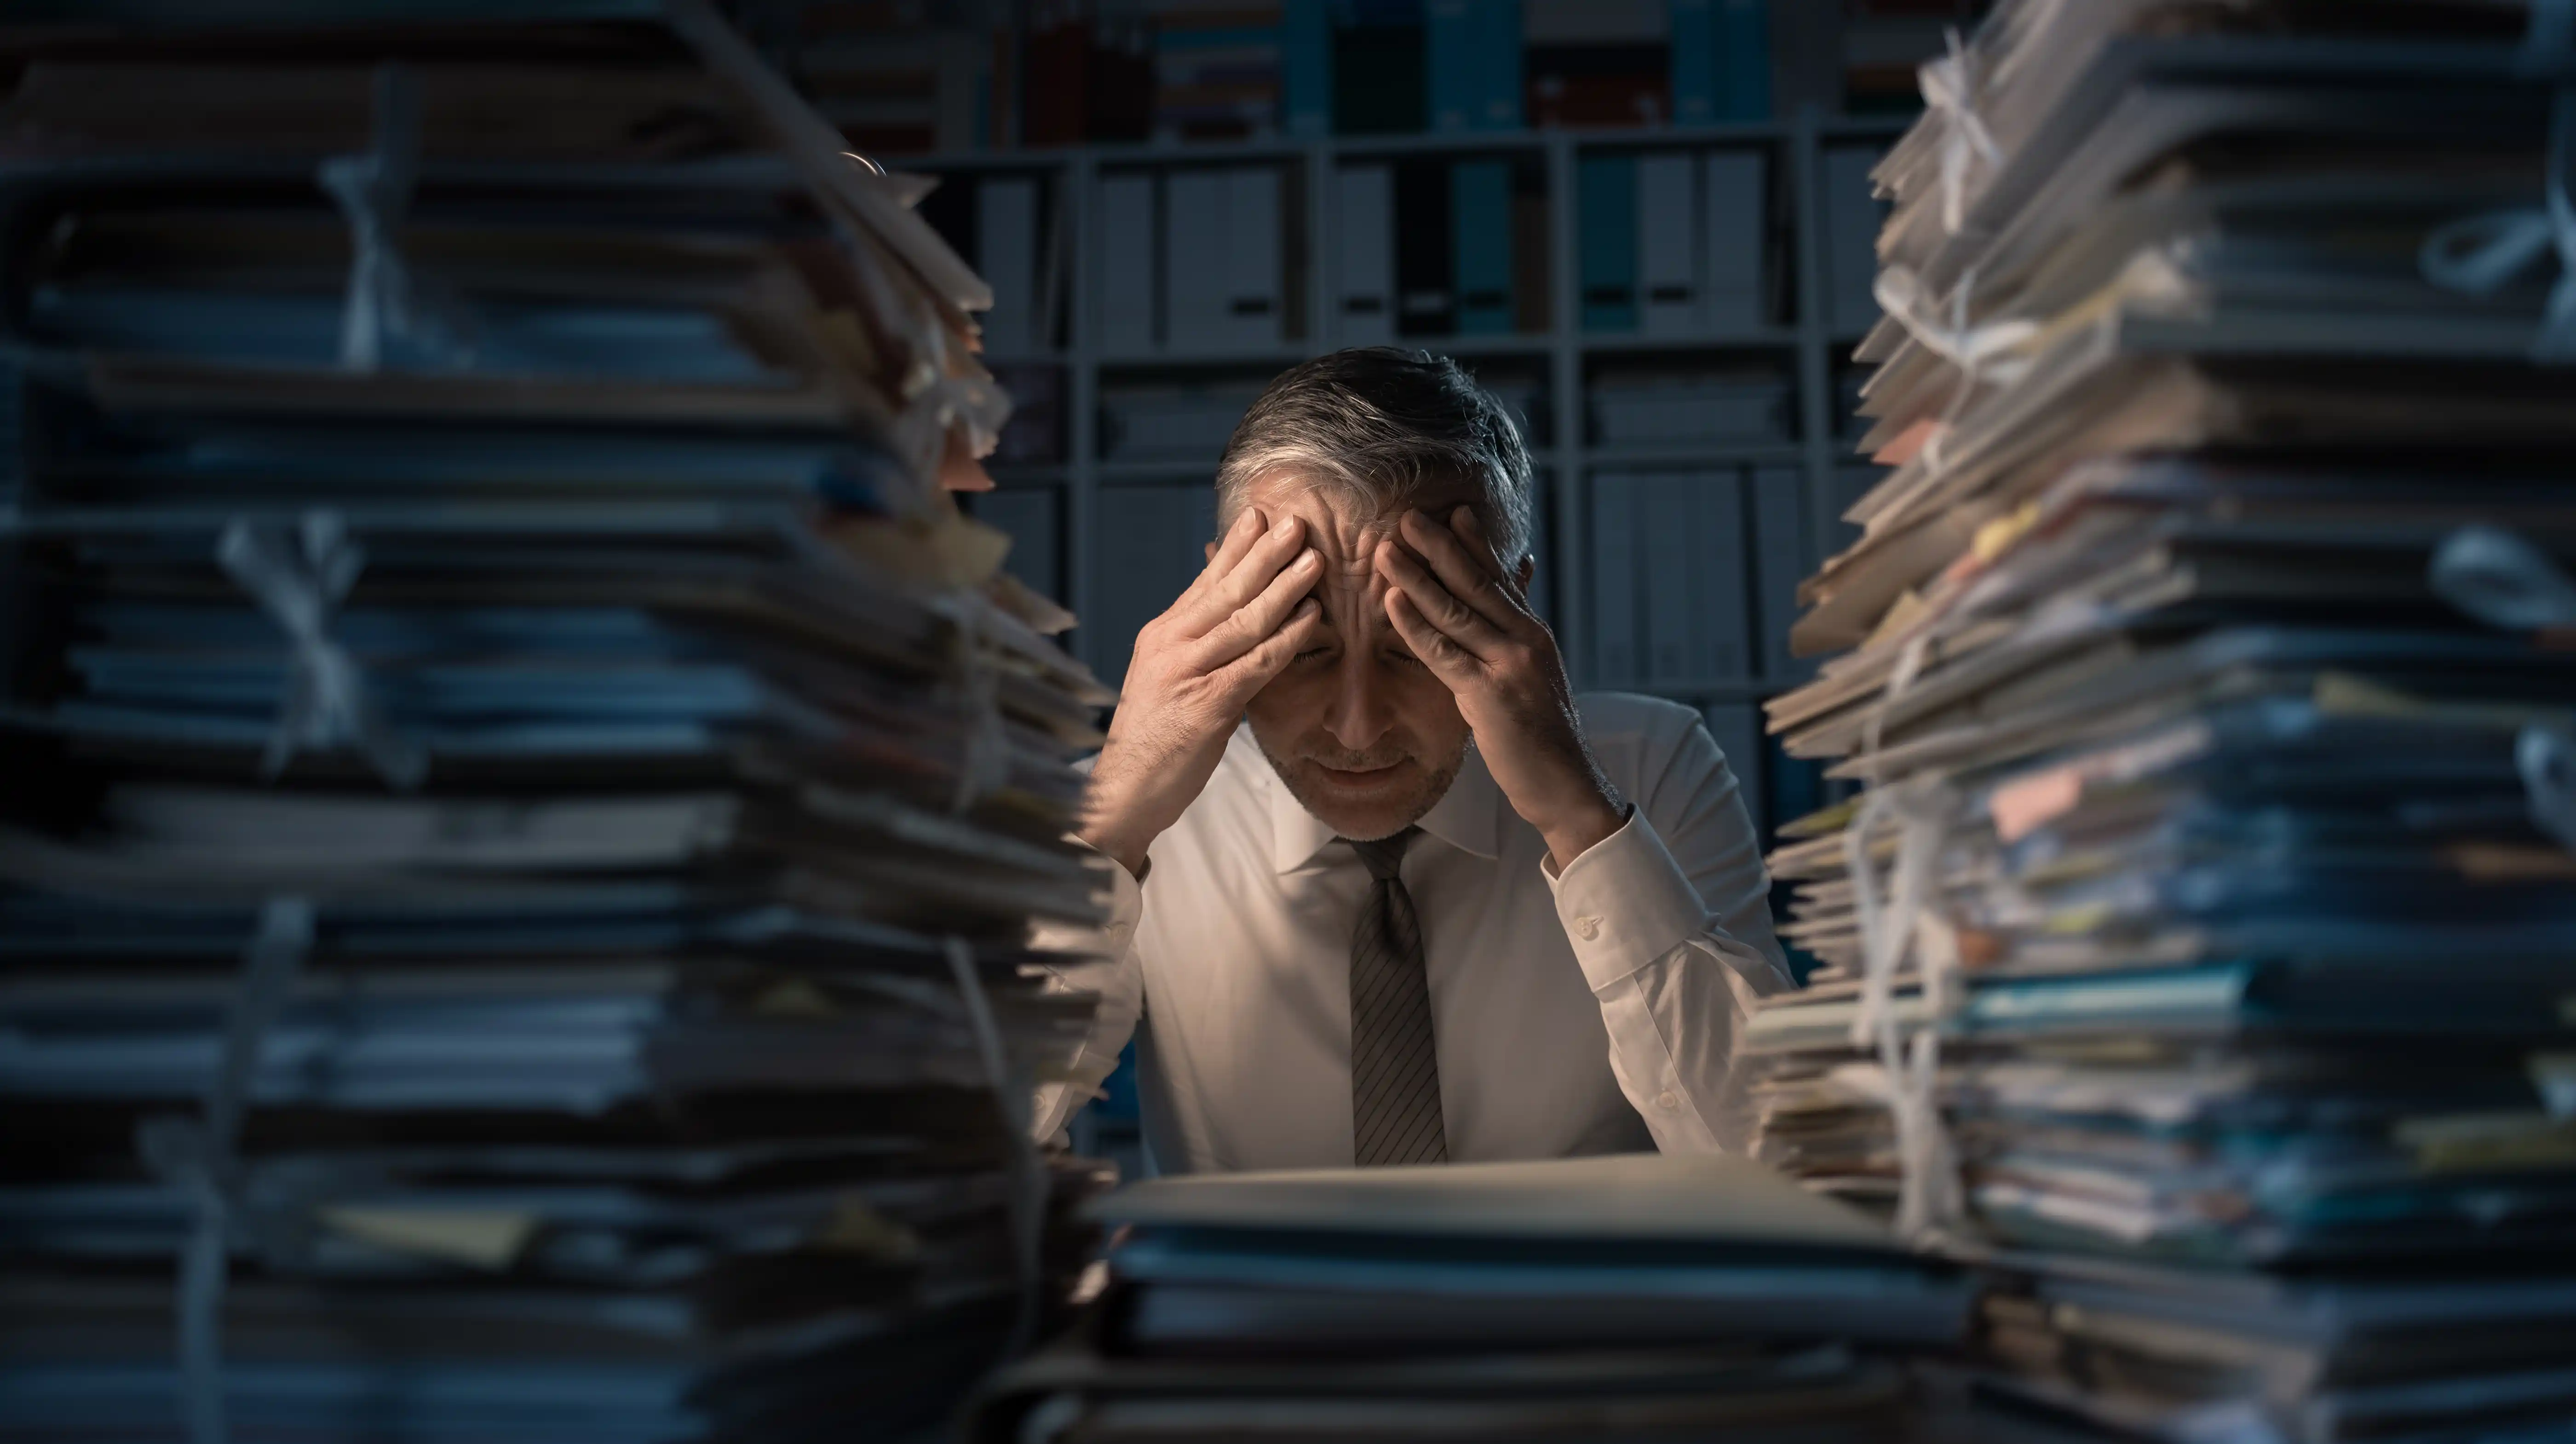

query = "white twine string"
(2420, 86), (2576, 363)
(1860, 631), (1936, 764)
(942, 936), (1048, 1358)
(891, 292), (1014, 495)
(216, 512), (426, 790)
(1841, 611), (1968, 1240)
(1873, 265), (2036, 477)
(316, 65), (469, 372)
(1919, 26), (2002, 236)
(2429, 524), (2576, 631)
(137, 897), (313, 1444)
(2521, 725), (2576, 853)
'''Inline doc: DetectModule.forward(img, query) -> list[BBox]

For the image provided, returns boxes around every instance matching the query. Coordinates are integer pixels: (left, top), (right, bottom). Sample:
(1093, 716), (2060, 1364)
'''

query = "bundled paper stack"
(966, 1155), (1973, 1443)
(0, 4), (1116, 1441)
(1745, 1), (2576, 1438)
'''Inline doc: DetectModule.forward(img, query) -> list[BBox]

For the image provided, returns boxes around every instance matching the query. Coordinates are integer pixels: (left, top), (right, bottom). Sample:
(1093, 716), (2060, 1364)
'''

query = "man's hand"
(1082, 507), (1328, 878)
(1376, 506), (1626, 871)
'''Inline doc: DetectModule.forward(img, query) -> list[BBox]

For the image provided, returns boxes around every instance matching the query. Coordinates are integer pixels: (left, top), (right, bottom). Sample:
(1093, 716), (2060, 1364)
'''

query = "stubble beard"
(1254, 732), (1469, 843)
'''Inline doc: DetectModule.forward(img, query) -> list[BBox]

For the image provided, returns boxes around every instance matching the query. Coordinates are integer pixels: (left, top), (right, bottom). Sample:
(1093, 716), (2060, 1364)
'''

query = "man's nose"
(1324, 648), (1392, 754)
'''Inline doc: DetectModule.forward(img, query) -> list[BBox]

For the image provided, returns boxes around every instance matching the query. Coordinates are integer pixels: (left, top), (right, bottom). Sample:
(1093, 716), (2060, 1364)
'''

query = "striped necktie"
(1342, 828), (1448, 1167)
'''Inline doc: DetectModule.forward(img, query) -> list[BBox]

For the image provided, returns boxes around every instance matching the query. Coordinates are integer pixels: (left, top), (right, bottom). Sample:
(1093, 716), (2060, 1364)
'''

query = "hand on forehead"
(1240, 472), (1484, 639)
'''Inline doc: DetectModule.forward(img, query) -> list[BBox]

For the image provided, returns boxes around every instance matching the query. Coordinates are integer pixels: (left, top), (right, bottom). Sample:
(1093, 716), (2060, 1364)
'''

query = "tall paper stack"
(0, 5), (1118, 1441)
(1744, 2), (2576, 1438)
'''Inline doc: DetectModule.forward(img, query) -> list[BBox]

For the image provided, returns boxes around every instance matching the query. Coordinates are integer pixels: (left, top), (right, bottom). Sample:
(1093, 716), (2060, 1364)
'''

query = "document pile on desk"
(966, 1154), (1973, 1442)
(1744, 0), (2576, 1439)
(0, 5), (1115, 1441)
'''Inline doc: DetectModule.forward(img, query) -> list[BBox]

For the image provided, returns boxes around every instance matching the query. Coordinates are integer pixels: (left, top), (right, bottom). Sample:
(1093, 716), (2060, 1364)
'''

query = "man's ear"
(1515, 553), (1535, 593)
(1205, 540), (1219, 564)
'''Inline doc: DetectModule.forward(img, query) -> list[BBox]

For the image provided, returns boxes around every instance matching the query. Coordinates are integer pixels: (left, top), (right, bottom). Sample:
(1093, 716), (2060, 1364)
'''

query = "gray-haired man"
(1036, 348), (1789, 1173)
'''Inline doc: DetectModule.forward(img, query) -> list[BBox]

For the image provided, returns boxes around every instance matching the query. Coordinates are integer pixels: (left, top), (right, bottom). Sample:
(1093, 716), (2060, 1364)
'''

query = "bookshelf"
(919, 111), (1907, 1168)
(927, 108), (1903, 729)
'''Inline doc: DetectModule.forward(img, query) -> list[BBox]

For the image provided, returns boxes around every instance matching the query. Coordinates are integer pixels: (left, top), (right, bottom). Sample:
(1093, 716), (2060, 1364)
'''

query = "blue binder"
(1669, 0), (1718, 125)
(1716, 0), (1771, 121)
(1427, 0), (1477, 131)
(1577, 153), (1638, 332)
(1283, 0), (1334, 137)
(1477, 0), (1524, 130)
(1451, 159), (1515, 335)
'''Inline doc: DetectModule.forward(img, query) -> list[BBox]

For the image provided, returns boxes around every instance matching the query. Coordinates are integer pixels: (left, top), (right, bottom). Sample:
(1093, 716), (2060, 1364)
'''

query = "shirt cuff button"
(1573, 915), (1601, 941)
(1655, 1090), (1679, 1110)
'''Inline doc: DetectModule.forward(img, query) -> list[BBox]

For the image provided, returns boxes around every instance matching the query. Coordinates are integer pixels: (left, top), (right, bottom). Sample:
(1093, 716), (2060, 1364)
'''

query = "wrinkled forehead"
(1239, 469), (1480, 637)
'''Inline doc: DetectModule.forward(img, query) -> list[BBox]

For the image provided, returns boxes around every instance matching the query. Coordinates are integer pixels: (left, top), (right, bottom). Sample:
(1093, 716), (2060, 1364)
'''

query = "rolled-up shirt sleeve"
(1543, 718), (1791, 1154)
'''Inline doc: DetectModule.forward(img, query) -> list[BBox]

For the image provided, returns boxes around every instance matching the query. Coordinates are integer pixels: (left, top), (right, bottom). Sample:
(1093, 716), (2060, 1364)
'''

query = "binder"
(1715, 0), (1771, 121)
(1334, 23), (1426, 134)
(975, 175), (1039, 356)
(914, 167), (976, 271)
(1576, 152), (1637, 332)
(1394, 157), (1455, 337)
(1701, 148), (1766, 333)
(1164, 168), (1230, 352)
(1693, 467), (1751, 683)
(1427, 0), (1477, 131)
(1588, 470), (1638, 686)
(1640, 472), (1698, 687)
(1668, 0), (1718, 125)
(1513, 182), (1551, 331)
(1477, 0), (1525, 129)
(1223, 166), (1284, 351)
(1450, 159), (1515, 335)
(1701, 702), (1766, 842)
(1101, 171), (1159, 354)
(974, 486), (1062, 604)
(1820, 144), (1884, 337)
(1283, 0), (1335, 137)
(1637, 150), (1699, 337)
(1335, 164), (1396, 345)
(1750, 464), (1808, 681)
(1099, 485), (1221, 690)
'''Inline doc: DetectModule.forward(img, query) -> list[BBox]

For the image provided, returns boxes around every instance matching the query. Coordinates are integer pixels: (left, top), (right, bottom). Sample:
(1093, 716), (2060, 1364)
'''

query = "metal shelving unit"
(922, 107), (1910, 708)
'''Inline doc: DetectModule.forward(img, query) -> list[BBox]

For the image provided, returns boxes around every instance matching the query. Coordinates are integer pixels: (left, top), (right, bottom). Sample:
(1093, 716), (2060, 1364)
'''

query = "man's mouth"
(1311, 759), (1405, 783)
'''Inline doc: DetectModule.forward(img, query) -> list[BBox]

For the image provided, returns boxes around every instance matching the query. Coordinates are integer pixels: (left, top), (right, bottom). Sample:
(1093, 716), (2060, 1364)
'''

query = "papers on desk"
(1747, 1), (2576, 1439)
(967, 1155), (1972, 1442)
(0, 6), (1113, 1442)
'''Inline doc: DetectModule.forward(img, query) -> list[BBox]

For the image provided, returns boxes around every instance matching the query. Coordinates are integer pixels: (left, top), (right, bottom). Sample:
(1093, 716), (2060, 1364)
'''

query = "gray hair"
(1213, 348), (1534, 566)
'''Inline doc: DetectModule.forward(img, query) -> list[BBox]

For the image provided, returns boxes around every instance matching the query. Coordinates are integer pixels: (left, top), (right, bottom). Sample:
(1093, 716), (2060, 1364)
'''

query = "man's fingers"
(1374, 536), (1508, 658)
(1188, 546), (1323, 671)
(1400, 509), (1524, 633)
(1175, 507), (1268, 610)
(1174, 511), (1302, 634)
(1215, 596), (1327, 690)
(1382, 588), (1478, 684)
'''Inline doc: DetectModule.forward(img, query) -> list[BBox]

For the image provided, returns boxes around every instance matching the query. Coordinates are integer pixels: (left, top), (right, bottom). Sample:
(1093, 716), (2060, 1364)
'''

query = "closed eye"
(1292, 646), (1336, 664)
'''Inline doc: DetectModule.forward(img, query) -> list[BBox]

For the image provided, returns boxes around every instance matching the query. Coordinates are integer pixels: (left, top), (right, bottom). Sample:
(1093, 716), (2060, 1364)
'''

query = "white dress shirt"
(1031, 692), (1791, 1173)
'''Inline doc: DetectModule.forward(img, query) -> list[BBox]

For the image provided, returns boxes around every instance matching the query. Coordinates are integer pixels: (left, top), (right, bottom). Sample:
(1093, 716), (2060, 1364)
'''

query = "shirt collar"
(1263, 731), (1503, 873)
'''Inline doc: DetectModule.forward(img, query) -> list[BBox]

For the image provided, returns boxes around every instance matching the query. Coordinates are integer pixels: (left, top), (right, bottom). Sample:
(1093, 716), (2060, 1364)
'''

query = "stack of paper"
(966, 1155), (1972, 1442)
(1744, 1), (2576, 1438)
(0, 5), (1118, 1441)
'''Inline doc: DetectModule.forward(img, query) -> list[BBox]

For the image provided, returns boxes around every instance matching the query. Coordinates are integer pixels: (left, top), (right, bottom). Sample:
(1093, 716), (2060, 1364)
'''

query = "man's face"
(1238, 472), (1479, 842)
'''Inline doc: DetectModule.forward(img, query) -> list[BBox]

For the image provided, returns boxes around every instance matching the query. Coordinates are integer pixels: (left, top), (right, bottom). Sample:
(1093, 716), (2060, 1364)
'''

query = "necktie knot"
(1341, 828), (1417, 883)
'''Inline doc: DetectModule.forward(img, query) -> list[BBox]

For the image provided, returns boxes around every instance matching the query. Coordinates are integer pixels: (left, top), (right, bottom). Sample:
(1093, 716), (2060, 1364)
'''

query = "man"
(1034, 348), (1789, 1172)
